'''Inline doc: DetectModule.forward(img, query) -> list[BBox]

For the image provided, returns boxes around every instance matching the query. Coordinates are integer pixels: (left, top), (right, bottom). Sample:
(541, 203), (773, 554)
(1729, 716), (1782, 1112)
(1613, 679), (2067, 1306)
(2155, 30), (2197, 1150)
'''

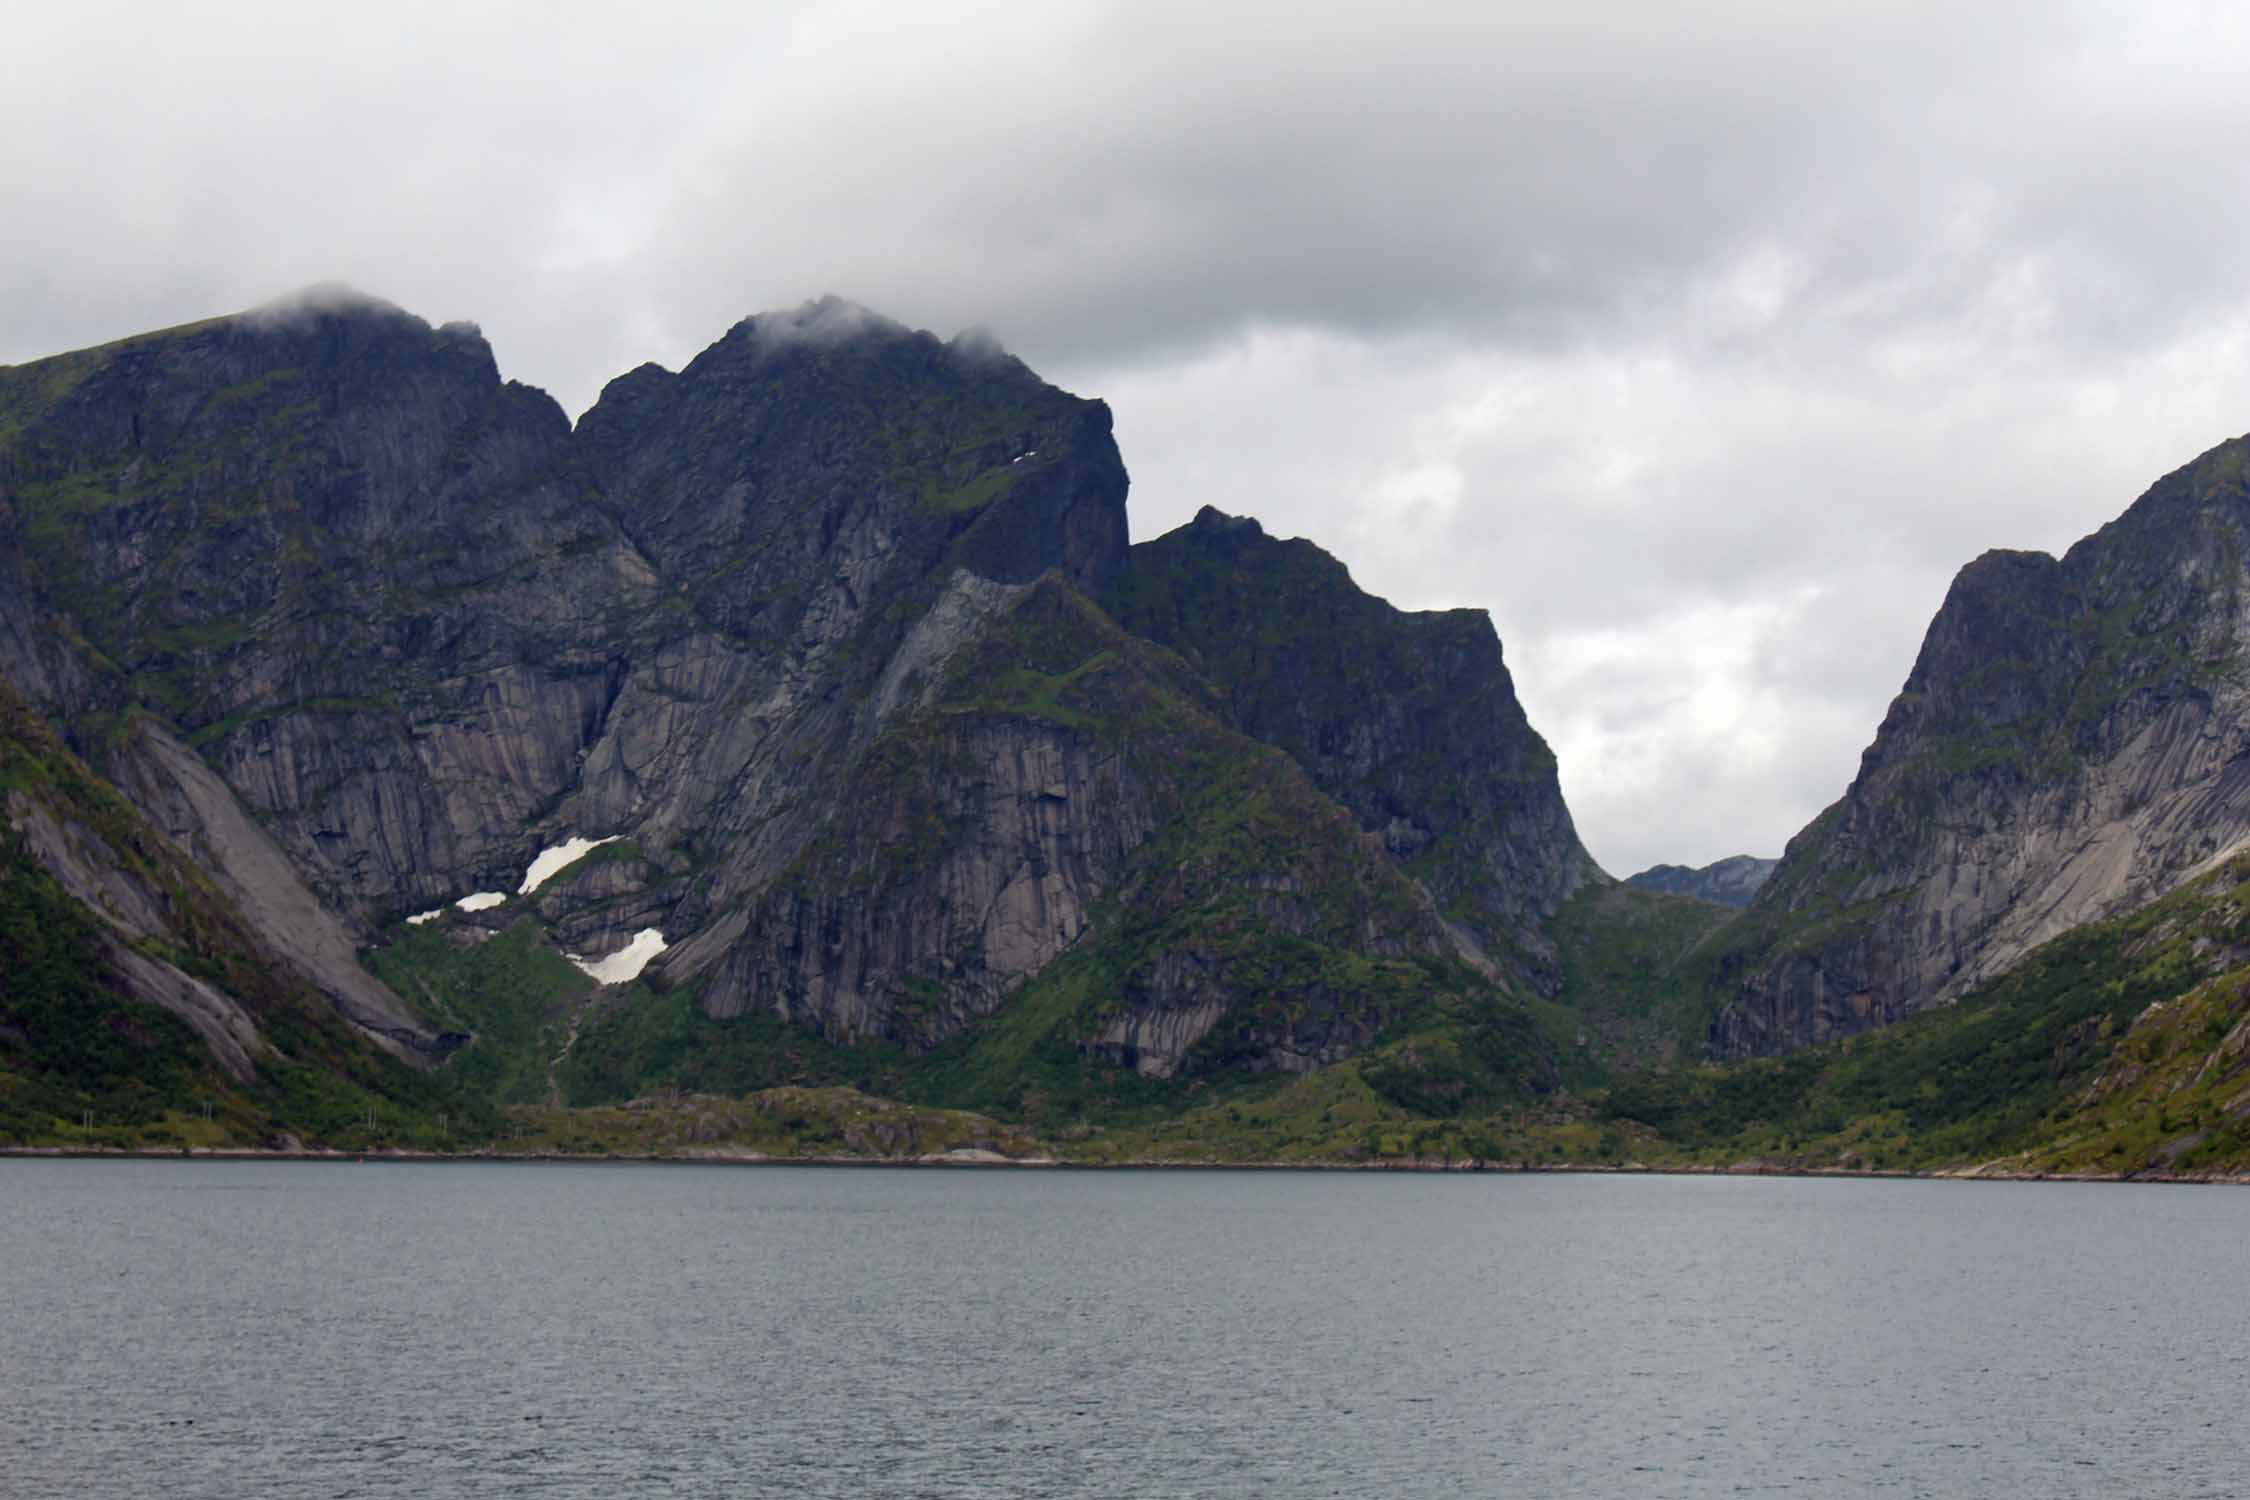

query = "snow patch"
(1011, 449), (1038, 464)
(519, 835), (620, 896)
(567, 928), (667, 986)
(455, 892), (507, 912)
(405, 909), (447, 926)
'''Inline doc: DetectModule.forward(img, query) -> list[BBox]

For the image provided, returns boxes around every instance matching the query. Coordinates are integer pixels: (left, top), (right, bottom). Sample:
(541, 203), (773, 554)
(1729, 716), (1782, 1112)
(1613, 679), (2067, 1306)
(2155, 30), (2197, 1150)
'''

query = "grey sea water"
(1, 1160), (2241, 1497)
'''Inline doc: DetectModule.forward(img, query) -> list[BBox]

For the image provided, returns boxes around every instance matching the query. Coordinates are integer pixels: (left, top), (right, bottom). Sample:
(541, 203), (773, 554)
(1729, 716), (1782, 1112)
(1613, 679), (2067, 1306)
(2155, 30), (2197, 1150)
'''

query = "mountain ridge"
(1624, 856), (1776, 909)
(12, 291), (2250, 1178)
(0, 292), (1582, 1141)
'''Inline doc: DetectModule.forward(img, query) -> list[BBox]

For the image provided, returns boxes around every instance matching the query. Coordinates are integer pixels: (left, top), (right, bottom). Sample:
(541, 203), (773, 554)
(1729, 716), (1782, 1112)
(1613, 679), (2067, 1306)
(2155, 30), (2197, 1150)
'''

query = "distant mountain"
(1624, 856), (1776, 908)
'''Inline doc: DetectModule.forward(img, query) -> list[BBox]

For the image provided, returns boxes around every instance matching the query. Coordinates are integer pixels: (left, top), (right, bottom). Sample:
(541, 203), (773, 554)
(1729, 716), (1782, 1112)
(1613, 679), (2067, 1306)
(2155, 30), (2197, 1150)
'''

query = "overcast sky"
(9, 2), (2250, 875)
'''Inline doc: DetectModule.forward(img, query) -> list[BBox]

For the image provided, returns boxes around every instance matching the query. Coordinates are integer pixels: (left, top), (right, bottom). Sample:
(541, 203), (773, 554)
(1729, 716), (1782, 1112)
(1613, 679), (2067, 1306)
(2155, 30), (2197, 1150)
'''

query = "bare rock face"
(1712, 433), (2250, 1056)
(1102, 507), (1603, 991)
(554, 303), (1132, 984)
(107, 719), (441, 1052)
(699, 575), (1476, 1080)
(0, 292), (645, 924)
(0, 671), (450, 1092)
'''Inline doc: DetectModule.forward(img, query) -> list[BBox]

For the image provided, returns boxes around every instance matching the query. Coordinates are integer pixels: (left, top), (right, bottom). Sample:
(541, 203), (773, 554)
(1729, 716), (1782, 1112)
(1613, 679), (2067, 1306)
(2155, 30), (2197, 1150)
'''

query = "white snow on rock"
(567, 928), (667, 986)
(519, 835), (619, 896)
(405, 909), (447, 926)
(455, 892), (508, 912)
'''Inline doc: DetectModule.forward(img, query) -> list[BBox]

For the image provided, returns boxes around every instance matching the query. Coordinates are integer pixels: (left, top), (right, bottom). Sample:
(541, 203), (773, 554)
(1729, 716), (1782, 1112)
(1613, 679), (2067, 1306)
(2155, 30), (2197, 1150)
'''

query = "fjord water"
(3, 1163), (2240, 1498)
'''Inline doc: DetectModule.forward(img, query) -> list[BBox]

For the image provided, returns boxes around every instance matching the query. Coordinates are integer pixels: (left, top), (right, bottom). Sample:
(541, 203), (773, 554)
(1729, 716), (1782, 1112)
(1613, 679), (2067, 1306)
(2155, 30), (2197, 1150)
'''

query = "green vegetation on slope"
(560, 984), (906, 1106)
(0, 682), (494, 1151)
(1541, 882), (1734, 1079)
(0, 825), (228, 1144)
(1100, 508), (1586, 986)
(499, 1087), (1047, 1160)
(366, 921), (592, 1106)
(1599, 851), (2250, 1172)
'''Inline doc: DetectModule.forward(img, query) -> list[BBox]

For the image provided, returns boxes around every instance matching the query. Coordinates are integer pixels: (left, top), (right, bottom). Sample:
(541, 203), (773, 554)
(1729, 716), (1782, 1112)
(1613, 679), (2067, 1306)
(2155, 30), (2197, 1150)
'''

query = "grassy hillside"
(1596, 850), (2250, 1174)
(1538, 882), (1735, 1080)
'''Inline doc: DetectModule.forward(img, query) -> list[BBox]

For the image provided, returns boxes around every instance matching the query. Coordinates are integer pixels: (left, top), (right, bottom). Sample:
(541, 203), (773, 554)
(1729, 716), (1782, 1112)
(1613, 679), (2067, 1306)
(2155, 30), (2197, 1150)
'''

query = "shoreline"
(5, 1143), (2246, 1186)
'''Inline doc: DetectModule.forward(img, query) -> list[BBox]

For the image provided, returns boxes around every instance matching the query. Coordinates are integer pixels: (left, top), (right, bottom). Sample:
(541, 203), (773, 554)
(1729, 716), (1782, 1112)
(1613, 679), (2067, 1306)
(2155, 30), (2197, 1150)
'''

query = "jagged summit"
(1187, 504), (1264, 535)
(238, 281), (415, 327)
(0, 284), (499, 399)
(704, 296), (1039, 386)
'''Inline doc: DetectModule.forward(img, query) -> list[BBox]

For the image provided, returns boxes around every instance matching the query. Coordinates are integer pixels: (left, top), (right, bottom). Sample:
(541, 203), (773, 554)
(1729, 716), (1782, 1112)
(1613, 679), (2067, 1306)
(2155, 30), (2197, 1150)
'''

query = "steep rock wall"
(1103, 507), (1600, 990)
(1714, 433), (2250, 1055)
(699, 577), (1475, 1079)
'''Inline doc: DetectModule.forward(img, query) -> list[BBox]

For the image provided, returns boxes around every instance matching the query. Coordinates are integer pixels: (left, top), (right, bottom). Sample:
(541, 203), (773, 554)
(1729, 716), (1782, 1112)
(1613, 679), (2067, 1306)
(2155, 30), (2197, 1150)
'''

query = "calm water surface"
(1, 1161), (2242, 1497)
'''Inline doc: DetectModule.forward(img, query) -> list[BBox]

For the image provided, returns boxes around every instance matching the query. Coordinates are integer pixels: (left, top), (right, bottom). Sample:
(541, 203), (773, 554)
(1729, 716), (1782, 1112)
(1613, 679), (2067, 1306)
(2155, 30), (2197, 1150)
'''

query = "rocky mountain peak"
(1187, 504), (1266, 538)
(1711, 425), (2250, 1057)
(1104, 507), (1599, 990)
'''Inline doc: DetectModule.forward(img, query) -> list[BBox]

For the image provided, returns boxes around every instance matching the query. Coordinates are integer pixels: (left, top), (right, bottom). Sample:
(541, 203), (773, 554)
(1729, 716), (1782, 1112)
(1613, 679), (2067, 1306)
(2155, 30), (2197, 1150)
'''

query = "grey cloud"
(235, 283), (410, 332)
(739, 296), (898, 353)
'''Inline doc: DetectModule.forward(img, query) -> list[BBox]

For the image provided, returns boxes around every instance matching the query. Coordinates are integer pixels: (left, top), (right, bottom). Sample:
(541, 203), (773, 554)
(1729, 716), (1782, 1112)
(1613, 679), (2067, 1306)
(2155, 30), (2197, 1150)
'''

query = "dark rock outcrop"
(549, 303), (1132, 995)
(707, 574), (1484, 1079)
(0, 292), (1134, 1049)
(1102, 507), (1602, 990)
(0, 289), (641, 927)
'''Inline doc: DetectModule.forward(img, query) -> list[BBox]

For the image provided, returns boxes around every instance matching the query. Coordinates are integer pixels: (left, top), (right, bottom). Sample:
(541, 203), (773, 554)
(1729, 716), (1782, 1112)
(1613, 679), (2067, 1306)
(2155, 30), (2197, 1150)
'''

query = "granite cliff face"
(32, 288), (2250, 1156)
(0, 292), (637, 924)
(710, 575), (1486, 1078)
(1103, 507), (1603, 989)
(2, 290), (1580, 1108)
(1712, 433), (2250, 1056)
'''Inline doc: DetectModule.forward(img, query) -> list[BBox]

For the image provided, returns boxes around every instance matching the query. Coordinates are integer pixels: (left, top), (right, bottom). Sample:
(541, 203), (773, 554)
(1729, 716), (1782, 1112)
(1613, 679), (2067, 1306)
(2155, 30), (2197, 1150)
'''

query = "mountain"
(1624, 856), (1776, 908)
(28, 288), (2248, 1175)
(0, 291), (1583, 1145)
(1709, 432), (2250, 1056)
(1103, 507), (1604, 990)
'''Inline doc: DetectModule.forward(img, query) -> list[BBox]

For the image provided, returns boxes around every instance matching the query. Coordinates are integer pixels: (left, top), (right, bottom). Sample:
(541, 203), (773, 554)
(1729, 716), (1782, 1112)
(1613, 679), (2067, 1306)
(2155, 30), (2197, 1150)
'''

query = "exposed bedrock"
(1714, 434), (2250, 1056)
